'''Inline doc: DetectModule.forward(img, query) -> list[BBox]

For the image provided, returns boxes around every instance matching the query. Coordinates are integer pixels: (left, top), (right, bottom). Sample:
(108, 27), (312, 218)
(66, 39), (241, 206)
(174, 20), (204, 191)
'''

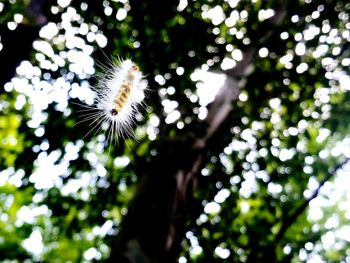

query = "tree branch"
(274, 157), (350, 243)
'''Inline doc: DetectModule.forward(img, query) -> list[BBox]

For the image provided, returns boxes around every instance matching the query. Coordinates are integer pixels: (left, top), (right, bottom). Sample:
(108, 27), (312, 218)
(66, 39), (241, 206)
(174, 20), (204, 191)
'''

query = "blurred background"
(0, 0), (350, 262)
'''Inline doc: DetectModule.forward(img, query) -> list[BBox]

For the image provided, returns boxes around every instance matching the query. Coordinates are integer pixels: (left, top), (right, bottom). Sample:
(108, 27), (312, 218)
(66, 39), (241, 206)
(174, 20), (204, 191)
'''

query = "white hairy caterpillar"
(77, 58), (147, 144)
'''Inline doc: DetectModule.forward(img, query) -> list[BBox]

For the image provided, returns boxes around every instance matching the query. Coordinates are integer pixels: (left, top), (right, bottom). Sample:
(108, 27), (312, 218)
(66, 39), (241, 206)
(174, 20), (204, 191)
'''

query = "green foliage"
(0, 0), (349, 262)
(0, 92), (25, 167)
(0, 183), (33, 260)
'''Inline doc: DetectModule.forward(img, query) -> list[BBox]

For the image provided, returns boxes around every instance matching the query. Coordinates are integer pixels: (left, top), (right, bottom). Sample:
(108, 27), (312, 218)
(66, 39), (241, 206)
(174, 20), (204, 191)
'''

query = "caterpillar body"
(78, 59), (146, 144)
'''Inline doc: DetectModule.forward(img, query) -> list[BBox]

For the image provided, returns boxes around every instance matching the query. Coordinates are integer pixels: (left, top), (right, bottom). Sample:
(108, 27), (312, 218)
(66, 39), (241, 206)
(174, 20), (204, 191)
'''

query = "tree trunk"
(107, 1), (290, 262)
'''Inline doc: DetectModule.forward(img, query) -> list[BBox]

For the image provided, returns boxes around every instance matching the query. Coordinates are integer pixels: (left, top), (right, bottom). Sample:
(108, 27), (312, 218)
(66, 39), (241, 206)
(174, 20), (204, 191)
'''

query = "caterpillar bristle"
(76, 58), (147, 145)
